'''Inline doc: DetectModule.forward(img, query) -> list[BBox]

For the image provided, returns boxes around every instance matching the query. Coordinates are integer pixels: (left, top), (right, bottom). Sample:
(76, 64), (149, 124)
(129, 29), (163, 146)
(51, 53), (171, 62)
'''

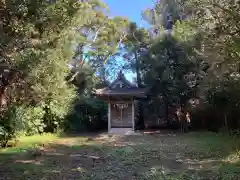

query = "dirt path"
(0, 131), (238, 180)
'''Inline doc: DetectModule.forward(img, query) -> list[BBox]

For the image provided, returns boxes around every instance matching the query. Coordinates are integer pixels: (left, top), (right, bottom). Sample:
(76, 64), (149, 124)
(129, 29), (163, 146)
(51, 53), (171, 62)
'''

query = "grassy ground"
(0, 133), (58, 154)
(0, 131), (239, 180)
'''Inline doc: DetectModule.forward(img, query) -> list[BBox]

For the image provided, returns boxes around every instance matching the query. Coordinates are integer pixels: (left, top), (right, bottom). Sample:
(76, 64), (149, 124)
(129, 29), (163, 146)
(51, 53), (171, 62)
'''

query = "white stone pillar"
(108, 102), (111, 132)
(132, 100), (135, 131)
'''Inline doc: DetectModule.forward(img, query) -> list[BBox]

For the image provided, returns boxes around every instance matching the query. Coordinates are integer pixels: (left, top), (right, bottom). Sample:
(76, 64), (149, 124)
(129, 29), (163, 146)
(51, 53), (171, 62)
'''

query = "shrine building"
(95, 71), (147, 134)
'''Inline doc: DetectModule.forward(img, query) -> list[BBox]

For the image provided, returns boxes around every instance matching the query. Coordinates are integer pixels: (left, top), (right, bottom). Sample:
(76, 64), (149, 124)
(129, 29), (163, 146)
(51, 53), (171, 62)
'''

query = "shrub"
(64, 97), (107, 133)
(0, 105), (21, 147)
(16, 106), (45, 135)
(42, 105), (62, 133)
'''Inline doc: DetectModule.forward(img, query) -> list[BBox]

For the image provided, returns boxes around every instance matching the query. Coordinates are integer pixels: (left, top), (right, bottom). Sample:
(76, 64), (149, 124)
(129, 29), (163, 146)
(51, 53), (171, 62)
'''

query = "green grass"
(178, 132), (240, 160)
(0, 131), (239, 180)
(0, 133), (59, 154)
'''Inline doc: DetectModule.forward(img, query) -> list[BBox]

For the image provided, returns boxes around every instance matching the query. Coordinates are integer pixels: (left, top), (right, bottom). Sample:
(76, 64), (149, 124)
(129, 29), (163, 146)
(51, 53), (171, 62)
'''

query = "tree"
(181, 0), (240, 131)
(120, 22), (150, 129)
(0, 0), (129, 143)
(142, 34), (198, 128)
(142, 0), (188, 34)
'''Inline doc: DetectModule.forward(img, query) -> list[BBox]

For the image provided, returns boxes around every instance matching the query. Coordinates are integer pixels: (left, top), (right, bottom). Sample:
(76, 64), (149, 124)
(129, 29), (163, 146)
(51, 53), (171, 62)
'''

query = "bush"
(16, 106), (45, 135)
(17, 104), (67, 135)
(64, 97), (107, 133)
(42, 105), (62, 133)
(0, 105), (46, 147)
(0, 105), (21, 147)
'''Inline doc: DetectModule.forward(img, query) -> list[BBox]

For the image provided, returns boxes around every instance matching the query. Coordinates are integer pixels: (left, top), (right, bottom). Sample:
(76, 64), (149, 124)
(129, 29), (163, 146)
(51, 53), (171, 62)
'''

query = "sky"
(102, 0), (154, 82)
(103, 0), (153, 28)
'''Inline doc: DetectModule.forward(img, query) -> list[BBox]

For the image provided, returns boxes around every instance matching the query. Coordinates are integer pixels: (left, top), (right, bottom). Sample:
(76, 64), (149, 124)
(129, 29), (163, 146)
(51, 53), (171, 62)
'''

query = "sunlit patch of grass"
(71, 166), (87, 173)
(225, 150), (240, 163)
(53, 136), (88, 146)
(0, 133), (58, 154)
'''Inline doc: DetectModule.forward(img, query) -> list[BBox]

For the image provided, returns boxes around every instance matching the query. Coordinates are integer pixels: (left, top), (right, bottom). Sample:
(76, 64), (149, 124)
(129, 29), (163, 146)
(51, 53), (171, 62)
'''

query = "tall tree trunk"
(135, 51), (142, 87)
(134, 51), (145, 129)
(179, 95), (188, 133)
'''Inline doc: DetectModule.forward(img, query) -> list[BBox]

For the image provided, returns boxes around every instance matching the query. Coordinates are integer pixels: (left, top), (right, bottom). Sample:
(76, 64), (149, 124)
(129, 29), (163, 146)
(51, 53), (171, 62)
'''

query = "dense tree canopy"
(0, 0), (128, 142)
(0, 0), (240, 147)
(140, 0), (240, 132)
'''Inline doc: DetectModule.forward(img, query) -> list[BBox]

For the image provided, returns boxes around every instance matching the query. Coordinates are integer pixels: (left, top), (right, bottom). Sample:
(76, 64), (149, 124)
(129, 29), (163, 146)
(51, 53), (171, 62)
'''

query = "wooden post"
(108, 102), (111, 132)
(132, 100), (135, 131)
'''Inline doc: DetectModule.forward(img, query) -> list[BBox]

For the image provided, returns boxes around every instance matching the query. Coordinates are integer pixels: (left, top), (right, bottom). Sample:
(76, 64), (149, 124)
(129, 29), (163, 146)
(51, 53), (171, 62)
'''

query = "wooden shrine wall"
(110, 103), (132, 128)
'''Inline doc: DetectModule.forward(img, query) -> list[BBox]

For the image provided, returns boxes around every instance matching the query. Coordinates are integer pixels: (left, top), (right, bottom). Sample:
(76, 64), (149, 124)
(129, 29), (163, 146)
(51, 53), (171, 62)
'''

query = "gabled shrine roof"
(109, 70), (136, 89)
(95, 70), (147, 97)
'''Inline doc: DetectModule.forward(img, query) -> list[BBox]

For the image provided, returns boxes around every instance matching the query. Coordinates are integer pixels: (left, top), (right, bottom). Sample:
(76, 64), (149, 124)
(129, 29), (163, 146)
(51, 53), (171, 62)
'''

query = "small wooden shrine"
(95, 71), (147, 134)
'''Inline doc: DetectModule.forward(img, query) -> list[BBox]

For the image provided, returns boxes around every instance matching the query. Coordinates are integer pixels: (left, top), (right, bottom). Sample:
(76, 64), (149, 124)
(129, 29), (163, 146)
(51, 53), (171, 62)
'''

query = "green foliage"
(15, 105), (45, 135)
(0, 0), (130, 142)
(180, 0), (240, 131)
(0, 105), (22, 147)
(1, 0), (240, 149)
(65, 97), (107, 132)
(142, 0), (187, 30)
(0, 104), (46, 147)
(141, 34), (198, 126)
(138, 0), (240, 132)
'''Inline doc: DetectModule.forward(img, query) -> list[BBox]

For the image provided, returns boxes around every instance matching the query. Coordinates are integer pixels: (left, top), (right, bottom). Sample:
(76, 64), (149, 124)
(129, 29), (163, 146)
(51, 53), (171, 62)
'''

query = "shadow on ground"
(0, 131), (239, 180)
